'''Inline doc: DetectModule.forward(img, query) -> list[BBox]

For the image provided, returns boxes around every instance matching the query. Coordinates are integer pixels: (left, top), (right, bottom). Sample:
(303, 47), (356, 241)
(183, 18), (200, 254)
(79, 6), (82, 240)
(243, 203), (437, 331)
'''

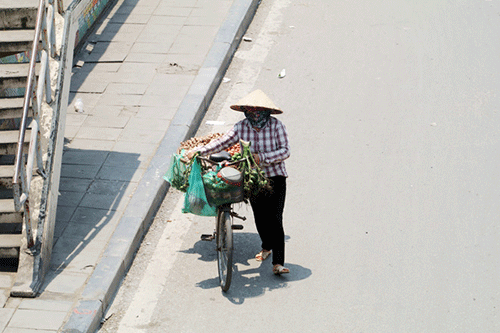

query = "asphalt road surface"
(100, 1), (500, 332)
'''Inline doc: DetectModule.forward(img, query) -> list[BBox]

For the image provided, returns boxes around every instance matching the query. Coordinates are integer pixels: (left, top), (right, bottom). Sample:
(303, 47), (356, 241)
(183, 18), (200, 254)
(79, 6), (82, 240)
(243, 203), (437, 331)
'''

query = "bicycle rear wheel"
(216, 208), (233, 292)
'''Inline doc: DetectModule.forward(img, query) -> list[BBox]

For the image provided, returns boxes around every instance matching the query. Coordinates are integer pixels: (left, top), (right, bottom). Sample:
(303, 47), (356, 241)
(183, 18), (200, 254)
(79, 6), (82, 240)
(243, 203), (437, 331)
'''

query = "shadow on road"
(183, 232), (312, 304)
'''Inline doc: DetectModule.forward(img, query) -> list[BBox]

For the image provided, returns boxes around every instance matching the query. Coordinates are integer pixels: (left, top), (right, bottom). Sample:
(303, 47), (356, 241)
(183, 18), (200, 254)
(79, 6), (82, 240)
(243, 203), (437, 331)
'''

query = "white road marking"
(117, 198), (189, 332)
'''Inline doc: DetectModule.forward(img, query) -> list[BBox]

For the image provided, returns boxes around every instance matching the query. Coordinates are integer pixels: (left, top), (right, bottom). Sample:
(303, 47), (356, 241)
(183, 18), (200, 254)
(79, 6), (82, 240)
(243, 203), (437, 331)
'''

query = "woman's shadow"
(180, 232), (312, 304)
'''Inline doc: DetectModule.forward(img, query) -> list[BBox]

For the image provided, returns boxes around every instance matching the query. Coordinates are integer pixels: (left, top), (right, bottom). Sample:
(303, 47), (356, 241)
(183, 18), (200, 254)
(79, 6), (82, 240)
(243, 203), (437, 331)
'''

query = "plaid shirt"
(196, 117), (290, 177)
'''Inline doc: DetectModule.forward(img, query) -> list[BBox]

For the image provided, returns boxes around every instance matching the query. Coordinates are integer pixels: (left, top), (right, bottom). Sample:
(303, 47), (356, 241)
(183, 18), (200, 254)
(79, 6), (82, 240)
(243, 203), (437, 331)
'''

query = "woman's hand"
(186, 150), (197, 160)
(252, 153), (260, 165)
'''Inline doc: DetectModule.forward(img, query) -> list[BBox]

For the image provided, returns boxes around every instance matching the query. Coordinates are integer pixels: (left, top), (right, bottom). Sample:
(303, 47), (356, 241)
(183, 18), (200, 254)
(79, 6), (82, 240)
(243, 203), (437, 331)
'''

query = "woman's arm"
(187, 126), (239, 159)
(258, 121), (290, 165)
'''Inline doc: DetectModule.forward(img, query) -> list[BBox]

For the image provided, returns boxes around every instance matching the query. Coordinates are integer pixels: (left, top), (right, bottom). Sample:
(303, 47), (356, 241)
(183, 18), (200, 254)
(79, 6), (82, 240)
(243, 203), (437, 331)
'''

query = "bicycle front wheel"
(216, 209), (233, 292)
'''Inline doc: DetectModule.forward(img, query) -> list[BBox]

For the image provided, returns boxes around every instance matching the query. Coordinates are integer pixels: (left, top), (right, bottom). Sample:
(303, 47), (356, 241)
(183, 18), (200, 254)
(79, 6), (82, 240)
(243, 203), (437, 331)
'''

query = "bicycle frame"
(191, 152), (246, 291)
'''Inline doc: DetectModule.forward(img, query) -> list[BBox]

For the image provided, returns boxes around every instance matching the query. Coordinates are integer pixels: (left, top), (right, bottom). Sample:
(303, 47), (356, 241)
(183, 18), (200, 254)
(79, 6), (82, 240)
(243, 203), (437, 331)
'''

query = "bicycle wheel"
(216, 208), (233, 291)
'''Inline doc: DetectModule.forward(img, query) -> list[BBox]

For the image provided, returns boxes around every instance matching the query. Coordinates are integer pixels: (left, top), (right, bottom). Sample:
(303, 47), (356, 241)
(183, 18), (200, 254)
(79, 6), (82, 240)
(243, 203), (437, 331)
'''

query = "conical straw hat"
(230, 89), (283, 114)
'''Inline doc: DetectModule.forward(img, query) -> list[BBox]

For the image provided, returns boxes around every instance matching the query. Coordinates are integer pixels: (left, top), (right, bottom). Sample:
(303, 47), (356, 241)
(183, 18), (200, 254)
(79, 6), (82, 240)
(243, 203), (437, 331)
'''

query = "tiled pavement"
(0, 0), (259, 331)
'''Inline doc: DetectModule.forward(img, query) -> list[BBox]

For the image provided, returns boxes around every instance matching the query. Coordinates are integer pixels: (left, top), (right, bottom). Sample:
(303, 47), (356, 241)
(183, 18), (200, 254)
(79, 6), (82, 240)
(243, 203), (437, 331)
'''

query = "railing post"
(57, 0), (64, 15)
(47, 4), (56, 58)
(31, 73), (39, 119)
(45, 51), (52, 103)
(19, 157), (34, 248)
(36, 132), (45, 177)
(24, 199), (34, 248)
(38, 50), (51, 105)
(26, 120), (38, 185)
(13, 183), (21, 212)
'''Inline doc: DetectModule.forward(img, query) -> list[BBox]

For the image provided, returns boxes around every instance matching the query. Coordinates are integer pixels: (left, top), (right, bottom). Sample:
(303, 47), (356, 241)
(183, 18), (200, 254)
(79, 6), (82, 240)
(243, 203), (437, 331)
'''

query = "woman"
(187, 90), (291, 275)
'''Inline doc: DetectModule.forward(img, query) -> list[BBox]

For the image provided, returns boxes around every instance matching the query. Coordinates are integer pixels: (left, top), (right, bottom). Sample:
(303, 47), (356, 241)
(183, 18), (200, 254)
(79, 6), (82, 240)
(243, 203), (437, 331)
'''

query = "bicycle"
(197, 152), (246, 292)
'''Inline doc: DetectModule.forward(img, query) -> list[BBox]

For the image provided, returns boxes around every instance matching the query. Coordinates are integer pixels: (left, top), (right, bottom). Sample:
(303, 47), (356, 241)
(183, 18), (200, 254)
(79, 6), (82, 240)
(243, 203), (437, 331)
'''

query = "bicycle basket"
(203, 166), (244, 206)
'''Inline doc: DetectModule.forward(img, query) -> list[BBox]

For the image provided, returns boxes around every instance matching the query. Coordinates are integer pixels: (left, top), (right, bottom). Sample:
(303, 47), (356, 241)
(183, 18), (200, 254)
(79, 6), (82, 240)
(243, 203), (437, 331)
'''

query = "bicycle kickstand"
(230, 212), (246, 221)
(230, 212), (246, 230)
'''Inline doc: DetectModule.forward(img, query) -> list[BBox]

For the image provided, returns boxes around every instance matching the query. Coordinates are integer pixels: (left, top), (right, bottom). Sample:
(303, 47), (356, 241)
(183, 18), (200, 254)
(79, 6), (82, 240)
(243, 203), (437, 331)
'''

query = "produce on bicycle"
(186, 90), (291, 275)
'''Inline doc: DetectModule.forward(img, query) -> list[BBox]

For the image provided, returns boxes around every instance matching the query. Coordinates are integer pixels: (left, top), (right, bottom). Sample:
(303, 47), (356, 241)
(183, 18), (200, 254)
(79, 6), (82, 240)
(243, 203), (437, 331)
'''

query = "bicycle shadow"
(182, 232), (312, 304)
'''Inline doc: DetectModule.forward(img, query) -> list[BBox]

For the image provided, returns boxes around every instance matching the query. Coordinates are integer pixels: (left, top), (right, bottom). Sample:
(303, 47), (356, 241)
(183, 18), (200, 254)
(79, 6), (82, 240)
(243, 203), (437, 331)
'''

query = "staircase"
(0, 0), (71, 299)
(0, 0), (69, 297)
(0, 0), (40, 271)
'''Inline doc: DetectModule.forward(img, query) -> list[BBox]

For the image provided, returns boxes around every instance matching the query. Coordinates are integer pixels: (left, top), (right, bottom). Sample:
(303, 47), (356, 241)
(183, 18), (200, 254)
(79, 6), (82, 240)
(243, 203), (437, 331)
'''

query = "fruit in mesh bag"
(177, 133), (224, 153)
(178, 133), (241, 156)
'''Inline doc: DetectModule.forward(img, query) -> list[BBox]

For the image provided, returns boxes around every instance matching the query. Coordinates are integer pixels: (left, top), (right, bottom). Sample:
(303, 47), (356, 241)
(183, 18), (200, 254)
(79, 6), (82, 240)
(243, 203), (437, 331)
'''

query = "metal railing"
(57, 0), (65, 15)
(12, 0), (56, 248)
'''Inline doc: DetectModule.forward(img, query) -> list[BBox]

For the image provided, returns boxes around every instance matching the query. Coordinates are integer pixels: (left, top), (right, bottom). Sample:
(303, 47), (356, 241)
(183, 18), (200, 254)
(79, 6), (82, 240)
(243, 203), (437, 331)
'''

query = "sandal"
(273, 264), (290, 275)
(255, 249), (271, 261)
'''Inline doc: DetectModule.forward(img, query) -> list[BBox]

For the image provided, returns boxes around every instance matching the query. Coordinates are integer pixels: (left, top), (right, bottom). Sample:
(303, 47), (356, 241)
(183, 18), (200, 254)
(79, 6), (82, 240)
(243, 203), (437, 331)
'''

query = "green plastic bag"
(163, 152), (189, 192)
(182, 159), (217, 216)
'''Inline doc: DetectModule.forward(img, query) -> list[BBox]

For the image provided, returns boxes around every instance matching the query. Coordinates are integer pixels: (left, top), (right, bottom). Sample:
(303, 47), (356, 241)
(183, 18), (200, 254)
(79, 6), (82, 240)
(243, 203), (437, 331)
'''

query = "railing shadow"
(29, 0), (144, 294)
(38, 147), (141, 293)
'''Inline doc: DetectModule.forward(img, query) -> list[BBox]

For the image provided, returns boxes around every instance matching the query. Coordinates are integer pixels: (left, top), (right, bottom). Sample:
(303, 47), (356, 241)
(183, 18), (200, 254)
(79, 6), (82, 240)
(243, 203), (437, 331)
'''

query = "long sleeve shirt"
(195, 117), (290, 178)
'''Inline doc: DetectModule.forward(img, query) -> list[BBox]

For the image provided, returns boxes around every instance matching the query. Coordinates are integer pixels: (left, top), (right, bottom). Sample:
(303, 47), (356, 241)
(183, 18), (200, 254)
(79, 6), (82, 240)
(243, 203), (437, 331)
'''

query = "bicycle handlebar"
(180, 154), (246, 167)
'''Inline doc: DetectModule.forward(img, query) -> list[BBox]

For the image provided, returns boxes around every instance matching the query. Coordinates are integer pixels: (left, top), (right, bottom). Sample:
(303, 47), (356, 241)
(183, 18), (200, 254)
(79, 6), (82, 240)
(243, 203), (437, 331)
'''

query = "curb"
(60, 0), (260, 332)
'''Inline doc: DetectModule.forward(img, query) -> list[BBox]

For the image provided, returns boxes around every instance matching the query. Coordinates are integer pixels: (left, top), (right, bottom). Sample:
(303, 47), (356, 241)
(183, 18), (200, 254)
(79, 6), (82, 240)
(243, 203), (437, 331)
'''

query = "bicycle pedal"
(231, 224), (244, 230)
(201, 234), (214, 241)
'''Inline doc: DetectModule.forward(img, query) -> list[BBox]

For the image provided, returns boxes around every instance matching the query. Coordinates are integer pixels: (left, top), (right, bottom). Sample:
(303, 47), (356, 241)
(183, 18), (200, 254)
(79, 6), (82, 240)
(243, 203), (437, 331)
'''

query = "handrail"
(12, 0), (55, 248)
(13, 0), (43, 184)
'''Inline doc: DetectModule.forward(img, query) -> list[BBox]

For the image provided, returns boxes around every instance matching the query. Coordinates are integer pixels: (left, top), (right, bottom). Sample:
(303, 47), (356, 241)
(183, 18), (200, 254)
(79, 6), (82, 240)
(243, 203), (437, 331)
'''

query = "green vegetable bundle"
(232, 140), (272, 199)
(163, 152), (191, 192)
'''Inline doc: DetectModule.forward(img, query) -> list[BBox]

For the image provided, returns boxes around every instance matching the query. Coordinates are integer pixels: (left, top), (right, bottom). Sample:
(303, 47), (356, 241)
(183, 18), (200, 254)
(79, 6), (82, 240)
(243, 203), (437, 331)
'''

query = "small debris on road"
(74, 98), (84, 113)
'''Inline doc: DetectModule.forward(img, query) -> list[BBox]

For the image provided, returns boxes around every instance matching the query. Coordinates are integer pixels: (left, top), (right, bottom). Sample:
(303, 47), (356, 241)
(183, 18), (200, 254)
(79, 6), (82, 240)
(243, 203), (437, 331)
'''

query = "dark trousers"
(249, 176), (287, 266)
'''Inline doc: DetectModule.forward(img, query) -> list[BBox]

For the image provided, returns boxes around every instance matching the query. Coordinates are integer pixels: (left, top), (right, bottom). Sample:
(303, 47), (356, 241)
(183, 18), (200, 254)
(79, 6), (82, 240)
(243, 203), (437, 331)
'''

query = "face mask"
(244, 109), (271, 129)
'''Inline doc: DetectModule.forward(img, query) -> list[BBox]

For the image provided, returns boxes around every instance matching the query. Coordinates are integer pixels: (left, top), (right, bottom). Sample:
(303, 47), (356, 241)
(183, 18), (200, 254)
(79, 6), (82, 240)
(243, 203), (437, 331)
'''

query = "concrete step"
(0, 98), (32, 119)
(0, 0), (38, 30)
(0, 29), (37, 54)
(0, 129), (31, 154)
(0, 164), (14, 188)
(0, 199), (22, 223)
(0, 164), (36, 178)
(0, 222), (21, 233)
(0, 118), (22, 131)
(0, 62), (40, 95)
(0, 188), (13, 200)
(0, 164), (37, 188)
(0, 154), (15, 165)
(0, 234), (22, 259)
(0, 165), (13, 178)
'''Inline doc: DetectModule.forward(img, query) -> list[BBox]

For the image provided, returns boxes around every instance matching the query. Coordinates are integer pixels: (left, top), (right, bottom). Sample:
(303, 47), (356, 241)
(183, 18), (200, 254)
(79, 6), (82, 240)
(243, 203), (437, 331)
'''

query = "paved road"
(1, 0), (258, 332)
(100, 1), (500, 332)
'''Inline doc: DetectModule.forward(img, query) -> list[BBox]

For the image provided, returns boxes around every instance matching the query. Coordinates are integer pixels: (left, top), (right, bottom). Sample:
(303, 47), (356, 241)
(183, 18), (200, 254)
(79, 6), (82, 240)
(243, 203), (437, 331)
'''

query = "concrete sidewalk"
(0, 0), (259, 331)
